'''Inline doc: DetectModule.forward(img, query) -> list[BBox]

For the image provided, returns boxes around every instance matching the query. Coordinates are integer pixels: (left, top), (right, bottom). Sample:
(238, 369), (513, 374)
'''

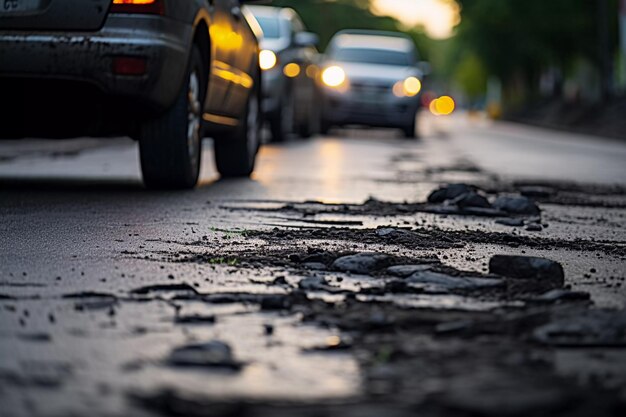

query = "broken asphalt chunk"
(451, 191), (492, 209)
(167, 340), (243, 370)
(332, 253), (392, 275)
(428, 184), (473, 203)
(408, 271), (504, 291)
(493, 195), (541, 216)
(489, 255), (564, 290)
(533, 309), (626, 347)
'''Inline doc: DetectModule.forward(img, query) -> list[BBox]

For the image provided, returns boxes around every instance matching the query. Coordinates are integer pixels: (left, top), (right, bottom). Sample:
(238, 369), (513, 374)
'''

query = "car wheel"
(269, 89), (294, 143)
(214, 74), (261, 178)
(139, 46), (205, 189)
(298, 101), (318, 139)
(320, 117), (331, 135)
(402, 117), (418, 139)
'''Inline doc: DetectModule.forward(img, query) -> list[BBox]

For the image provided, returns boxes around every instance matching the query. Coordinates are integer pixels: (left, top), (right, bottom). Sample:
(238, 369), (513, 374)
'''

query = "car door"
(223, 0), (258, 117)
(205, 0), (241, 120)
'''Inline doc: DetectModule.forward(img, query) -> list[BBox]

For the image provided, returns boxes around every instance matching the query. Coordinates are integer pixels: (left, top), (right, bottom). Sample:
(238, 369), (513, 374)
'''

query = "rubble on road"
(167, 340), (244, 370)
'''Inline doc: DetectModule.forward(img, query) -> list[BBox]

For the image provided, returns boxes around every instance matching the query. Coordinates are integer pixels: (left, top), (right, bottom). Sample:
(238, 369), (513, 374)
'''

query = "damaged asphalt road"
(1, 118), (625, 416)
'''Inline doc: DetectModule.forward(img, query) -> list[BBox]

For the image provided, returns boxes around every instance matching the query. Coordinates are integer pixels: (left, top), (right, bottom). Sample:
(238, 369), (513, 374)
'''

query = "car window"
(331, 48), (413, 66)
(256, 16), (281, 39)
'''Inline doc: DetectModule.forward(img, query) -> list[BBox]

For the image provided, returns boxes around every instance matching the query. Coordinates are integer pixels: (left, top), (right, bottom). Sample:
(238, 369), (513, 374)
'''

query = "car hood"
(325, 61), (421, 84)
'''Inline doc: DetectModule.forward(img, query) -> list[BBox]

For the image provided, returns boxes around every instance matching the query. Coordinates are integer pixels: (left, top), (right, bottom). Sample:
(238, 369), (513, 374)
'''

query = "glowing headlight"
(283, 63), (301, 78)
(321, 66), (346, 88)
(259, 50), (277, 71)
(430, 95), (455, 116)
(393, 76), (422, 97)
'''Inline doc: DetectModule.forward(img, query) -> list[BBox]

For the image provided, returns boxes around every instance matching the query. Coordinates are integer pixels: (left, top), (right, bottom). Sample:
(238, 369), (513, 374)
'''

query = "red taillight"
(110, 0), (164, 15)
(112, 56), (147, 75)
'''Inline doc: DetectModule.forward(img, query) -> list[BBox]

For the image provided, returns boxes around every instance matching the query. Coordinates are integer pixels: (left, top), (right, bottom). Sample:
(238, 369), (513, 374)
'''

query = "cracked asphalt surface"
(1, 114), (625, 416)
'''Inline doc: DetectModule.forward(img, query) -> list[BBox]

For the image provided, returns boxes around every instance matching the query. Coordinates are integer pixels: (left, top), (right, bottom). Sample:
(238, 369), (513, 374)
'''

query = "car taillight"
(110, 0), (164, 15)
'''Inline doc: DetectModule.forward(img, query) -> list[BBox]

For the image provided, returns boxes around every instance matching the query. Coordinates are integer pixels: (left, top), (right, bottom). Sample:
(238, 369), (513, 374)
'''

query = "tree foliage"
(454, 0), (618, 89)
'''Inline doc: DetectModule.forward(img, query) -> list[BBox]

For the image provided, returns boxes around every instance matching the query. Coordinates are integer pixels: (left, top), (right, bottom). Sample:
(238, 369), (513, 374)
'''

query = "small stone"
(332, 253), (391, 275)
(298, 276), (329, 290)
(489, 255), (564, 289)
(272, 276), (288, 286)
(174, 314), (216, 325)
(493, 195), (541, 216)
(428, 184), (473, 203)
(167, 340), (242, 370)
(518, 186), (555, 198)
(263, 324), (274, 336)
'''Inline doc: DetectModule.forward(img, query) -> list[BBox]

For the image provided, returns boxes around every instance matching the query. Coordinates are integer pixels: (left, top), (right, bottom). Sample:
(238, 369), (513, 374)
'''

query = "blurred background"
(271, 0), (626, 138)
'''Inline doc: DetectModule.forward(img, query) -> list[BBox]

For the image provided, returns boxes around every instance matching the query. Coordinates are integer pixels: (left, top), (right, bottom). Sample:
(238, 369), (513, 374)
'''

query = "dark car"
(319, 30), (426, 138)
(0, 0), (264, 189)
(247, 5), (320, 142)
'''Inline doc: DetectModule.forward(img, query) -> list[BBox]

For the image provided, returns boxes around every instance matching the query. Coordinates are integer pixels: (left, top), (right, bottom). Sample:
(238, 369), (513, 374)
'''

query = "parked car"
(319, 30), (427, 138)
(247, 5), (320, 142)
(0, 0), (264, 189)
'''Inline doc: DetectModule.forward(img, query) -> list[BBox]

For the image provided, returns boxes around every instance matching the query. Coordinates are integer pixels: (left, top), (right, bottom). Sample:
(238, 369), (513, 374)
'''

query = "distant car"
(247, 5), (320, 142)
(319, 30), (426, 138)
(0, 0), (264, 189)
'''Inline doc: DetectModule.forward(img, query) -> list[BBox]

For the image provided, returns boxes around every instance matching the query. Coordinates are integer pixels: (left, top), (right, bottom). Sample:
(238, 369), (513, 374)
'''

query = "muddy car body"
(319, 30), (425, 138)
(0, 0), (264, 188)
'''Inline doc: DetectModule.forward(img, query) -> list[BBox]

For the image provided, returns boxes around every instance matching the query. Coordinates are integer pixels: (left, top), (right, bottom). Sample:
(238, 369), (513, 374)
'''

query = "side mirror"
(417, 61), (432, 77)
(294, 32), (319, 48)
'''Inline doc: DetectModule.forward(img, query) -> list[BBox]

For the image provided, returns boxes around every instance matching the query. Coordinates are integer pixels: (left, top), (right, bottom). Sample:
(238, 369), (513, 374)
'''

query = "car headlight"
(259, 50), (277, 71)
(321, 66), (346, 88)
(393, 76), (422, 97)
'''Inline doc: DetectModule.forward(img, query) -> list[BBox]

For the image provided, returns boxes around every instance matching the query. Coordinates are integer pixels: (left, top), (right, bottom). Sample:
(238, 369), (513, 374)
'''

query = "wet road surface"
(1, 114), (625, 416)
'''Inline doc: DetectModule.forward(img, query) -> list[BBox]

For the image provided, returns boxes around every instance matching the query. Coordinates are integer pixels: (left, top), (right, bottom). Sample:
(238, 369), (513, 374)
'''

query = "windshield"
(331, 48), (413, 66)
(255, 16), (281, 39)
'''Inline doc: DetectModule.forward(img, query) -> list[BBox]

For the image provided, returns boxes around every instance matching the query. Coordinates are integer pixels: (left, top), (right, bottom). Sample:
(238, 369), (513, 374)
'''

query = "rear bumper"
(321, 89), (419, 128)
(0, 14), (192, 112)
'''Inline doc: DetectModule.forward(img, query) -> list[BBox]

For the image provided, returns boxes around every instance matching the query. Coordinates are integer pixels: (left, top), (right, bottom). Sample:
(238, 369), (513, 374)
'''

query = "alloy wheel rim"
(187, 71), (201, 162)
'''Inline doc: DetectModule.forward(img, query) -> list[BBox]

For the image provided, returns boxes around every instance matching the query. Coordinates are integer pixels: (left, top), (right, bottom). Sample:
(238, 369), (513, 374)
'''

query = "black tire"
(402, 118), (417, 139)
(139, 46), (205, 189)
(298, 100), (319, 139)
(214, 74), (261, 178)
(268, 90), (294, 143)
(320, 118), (331, 136)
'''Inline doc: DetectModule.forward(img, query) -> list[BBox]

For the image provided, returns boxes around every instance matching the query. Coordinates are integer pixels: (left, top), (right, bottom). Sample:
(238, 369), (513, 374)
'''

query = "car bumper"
(0, 14), (192, 111)
(321, 88), (419, 128)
